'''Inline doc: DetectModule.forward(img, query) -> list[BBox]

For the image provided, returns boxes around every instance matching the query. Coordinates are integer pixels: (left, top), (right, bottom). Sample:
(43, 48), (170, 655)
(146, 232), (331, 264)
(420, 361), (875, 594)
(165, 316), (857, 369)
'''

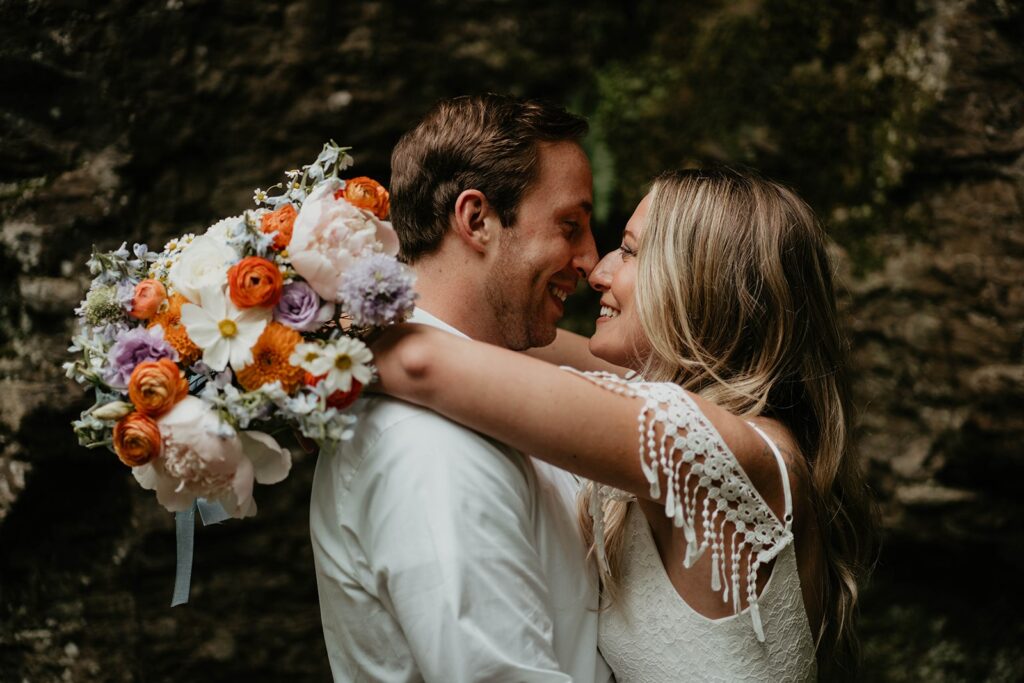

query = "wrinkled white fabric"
(599, 506), (816, 682)
(310, 310), (612, 683)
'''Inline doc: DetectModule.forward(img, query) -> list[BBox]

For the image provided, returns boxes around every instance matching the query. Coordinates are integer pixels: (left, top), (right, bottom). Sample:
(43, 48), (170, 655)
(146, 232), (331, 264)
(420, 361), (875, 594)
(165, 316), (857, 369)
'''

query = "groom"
(310, 94), (612, 682)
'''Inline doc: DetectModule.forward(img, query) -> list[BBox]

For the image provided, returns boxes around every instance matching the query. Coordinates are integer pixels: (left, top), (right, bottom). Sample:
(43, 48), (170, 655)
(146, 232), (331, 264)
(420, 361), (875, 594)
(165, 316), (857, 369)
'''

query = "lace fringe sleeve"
(564, 369), (794, 642)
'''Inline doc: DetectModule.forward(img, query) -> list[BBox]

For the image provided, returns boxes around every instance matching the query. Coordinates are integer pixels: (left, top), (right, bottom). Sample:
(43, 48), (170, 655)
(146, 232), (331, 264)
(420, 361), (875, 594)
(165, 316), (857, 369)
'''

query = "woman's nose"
(588, 253), (614, 292)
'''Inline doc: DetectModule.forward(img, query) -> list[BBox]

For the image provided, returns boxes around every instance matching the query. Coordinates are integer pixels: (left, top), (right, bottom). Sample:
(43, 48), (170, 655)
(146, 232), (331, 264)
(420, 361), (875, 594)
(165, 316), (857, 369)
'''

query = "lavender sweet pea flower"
(115, 279), (138, 313)
(273, 281), (335, 332)
(104, 325), (179, 389)
(337, 254), (417, 327)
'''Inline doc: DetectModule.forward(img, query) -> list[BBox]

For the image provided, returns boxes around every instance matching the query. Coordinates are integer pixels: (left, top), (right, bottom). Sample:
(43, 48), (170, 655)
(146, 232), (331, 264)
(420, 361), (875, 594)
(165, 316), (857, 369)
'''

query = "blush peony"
(288, 179), (400, 301)
(133, 396), (290, 517)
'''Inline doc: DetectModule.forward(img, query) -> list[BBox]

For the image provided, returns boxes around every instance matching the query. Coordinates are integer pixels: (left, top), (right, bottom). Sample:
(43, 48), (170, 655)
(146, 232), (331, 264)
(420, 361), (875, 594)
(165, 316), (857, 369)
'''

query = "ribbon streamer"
(171, 498), (230, 606)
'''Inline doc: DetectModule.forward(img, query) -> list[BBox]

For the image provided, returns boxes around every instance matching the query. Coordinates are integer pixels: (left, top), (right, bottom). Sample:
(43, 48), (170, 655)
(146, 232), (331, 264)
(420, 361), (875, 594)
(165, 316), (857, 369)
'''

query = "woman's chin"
(588, 334), (626, 368)
(589, 329), (648, 374)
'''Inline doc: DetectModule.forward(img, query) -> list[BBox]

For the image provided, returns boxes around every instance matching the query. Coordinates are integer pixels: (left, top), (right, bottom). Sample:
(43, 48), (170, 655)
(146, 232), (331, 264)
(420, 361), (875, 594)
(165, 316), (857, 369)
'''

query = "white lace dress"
(570, 371), (817, 682)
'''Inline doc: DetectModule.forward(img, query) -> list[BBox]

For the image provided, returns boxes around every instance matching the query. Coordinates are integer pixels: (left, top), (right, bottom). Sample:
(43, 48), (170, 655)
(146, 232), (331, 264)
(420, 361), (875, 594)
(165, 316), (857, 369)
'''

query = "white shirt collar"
(409, 307), (471, 340)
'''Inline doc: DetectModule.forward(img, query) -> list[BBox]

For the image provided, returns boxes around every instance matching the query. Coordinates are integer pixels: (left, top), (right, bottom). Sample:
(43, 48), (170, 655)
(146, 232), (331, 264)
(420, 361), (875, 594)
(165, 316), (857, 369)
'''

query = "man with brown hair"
(311, 95), (612, 681)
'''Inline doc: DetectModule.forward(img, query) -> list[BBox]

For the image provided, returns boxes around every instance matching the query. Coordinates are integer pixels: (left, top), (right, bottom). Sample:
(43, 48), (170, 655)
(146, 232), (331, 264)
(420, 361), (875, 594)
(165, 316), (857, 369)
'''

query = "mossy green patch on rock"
(584, 0), (957, 263)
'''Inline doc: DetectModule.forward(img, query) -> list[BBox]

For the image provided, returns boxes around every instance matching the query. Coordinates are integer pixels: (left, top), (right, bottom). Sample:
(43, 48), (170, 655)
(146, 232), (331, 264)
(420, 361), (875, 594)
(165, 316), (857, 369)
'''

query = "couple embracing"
(310, 95), (875, 682)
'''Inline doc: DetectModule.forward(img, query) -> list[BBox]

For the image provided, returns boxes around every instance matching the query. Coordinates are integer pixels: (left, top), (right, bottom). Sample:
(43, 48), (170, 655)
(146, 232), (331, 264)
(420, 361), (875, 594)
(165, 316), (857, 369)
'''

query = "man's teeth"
(600, 306), (619, 318)
(549, 286), (568, 303)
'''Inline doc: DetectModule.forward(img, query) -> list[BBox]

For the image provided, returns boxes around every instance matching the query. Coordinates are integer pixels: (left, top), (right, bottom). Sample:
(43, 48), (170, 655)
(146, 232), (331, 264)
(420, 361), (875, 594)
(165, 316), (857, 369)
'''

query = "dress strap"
(746, 423), (793, 531)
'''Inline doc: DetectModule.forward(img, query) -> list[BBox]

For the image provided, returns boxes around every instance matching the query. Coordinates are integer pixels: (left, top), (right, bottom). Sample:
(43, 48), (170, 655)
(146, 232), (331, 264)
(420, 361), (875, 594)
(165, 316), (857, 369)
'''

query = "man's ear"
(452, 189), (500, 255)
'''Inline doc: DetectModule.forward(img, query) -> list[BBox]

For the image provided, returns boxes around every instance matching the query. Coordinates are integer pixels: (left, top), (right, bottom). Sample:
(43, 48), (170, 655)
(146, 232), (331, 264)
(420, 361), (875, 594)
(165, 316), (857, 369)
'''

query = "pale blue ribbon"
(171, 498), (230, 606)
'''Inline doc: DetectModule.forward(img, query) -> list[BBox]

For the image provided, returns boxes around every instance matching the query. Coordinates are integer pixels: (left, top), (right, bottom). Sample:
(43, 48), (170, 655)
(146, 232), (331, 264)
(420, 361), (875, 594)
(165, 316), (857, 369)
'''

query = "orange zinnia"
(149, 293), (202, 366)
(236, 322), (304, 393)
(338, 177), (389, 220)
(259, 204), (297, 250)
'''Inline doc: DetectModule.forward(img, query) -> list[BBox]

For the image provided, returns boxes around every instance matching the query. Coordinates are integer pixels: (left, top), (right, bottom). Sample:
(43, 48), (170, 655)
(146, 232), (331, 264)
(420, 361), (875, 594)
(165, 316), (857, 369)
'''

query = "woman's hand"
(524, 327), (630, 375)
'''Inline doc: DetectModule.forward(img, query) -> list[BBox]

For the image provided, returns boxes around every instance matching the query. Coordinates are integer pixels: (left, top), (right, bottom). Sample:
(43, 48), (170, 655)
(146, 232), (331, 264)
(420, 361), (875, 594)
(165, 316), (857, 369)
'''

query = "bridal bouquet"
(64, 143), (415, 519)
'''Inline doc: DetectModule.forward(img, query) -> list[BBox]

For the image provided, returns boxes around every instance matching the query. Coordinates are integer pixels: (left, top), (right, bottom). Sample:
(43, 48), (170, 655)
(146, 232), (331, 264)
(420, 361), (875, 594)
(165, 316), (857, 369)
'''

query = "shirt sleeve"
(355, 413), (573, 683)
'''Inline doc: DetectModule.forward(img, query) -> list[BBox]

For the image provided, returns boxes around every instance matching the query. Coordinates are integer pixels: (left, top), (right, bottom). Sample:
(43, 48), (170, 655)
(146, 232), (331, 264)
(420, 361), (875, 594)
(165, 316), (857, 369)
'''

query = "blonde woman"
(370, 168), (876, 681)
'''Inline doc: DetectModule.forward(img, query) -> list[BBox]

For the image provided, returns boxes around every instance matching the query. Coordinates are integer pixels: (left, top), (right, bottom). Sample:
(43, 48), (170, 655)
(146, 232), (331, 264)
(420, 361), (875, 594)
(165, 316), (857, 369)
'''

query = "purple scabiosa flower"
(104, 325), (179, 389)
(273, 281), (335, 332)
(337, 254), (417, 327)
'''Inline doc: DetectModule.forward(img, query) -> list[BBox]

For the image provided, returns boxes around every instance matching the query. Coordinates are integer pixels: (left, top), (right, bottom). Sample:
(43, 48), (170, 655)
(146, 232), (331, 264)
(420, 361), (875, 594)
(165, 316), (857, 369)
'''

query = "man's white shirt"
(310, 309), (612, 682)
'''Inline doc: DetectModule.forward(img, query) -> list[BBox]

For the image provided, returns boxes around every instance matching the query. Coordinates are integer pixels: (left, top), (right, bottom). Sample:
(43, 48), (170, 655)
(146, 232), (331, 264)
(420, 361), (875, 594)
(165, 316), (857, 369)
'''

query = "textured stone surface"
(1, 0), (1021, 680)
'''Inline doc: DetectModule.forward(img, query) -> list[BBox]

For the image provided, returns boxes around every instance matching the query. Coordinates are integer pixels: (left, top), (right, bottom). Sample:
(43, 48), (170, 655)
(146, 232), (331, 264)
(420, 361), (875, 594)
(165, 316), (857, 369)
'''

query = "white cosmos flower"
(180, 285), (270, 372)
(291, 337), (373, 393)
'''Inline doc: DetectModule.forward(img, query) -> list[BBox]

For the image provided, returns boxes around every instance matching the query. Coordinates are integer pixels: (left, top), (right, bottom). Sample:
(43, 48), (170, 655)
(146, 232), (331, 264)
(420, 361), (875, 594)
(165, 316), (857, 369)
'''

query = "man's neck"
(411, 257), (507, 348)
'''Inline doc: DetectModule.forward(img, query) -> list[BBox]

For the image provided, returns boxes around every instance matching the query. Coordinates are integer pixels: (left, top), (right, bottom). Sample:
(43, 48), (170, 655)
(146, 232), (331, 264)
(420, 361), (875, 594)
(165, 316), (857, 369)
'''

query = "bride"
(370, 167), (876, 681)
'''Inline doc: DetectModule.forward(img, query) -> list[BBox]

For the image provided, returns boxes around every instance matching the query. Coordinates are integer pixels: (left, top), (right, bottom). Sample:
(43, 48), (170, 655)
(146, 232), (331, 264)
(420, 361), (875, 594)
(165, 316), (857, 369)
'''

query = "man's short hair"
(389, 94), (589, 262)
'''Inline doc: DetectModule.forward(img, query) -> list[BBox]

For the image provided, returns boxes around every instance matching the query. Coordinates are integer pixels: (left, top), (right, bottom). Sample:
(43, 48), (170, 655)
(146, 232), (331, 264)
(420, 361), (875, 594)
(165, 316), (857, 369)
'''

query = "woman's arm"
(523, 327), (630, 375)
(372, 324), (780, 505)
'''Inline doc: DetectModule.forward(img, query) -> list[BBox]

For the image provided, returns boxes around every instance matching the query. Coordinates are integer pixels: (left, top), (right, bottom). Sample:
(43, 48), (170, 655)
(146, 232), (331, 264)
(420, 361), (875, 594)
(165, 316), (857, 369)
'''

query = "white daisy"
(293, 337), (373, 393)
(290, 341), (325, 372)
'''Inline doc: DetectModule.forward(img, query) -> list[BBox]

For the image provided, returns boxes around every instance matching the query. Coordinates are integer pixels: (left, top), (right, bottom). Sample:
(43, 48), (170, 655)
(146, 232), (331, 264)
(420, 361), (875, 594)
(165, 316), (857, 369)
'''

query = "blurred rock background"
(1, 0), (1021, 680)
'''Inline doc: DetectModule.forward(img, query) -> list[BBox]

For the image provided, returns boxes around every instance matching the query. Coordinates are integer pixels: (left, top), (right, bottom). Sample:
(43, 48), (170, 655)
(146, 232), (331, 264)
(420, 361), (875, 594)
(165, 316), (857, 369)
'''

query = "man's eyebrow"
(559, 201), (593, 216)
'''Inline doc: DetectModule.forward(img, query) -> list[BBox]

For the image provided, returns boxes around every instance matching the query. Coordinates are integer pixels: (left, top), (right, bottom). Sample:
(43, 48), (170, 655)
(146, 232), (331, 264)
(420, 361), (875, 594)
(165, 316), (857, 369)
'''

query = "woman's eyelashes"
(618, 243), (636, 258)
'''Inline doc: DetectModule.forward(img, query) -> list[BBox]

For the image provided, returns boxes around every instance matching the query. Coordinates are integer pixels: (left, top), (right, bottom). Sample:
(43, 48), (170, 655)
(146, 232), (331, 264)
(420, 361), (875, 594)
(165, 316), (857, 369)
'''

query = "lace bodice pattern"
(568, 370), (817, 682)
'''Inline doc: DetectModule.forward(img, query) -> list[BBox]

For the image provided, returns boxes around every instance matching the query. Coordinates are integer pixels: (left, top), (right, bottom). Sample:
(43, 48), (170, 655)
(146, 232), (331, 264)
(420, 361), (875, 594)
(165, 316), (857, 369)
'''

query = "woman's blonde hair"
(580, 168), (876, 678)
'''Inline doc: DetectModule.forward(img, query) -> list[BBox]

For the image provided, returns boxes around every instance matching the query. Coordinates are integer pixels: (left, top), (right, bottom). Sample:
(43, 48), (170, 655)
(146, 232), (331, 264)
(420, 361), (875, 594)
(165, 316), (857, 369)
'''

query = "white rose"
(289, 179), (400, 302)
(168, 233), (239, 305)
(205, 214), (245, 241)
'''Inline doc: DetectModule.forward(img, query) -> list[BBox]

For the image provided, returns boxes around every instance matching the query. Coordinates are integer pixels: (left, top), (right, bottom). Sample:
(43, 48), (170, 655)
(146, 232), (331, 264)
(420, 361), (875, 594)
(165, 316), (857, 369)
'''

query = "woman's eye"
(618, 244), (636, 257)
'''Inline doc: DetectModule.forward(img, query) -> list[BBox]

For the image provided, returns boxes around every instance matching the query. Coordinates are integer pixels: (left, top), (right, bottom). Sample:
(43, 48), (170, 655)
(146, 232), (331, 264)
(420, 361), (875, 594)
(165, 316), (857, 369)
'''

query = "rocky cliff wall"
(1, 1), (1021, 680)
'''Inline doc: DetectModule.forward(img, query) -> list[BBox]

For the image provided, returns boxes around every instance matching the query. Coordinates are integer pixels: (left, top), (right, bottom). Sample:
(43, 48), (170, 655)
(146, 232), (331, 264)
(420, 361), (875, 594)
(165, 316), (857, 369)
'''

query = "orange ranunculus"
(228, 256), (283, 309)
(128, 358), (189, 417)
(113, 412), (162, 467)
(259, 204), (297, 250)
(304, 372), (364, 410)
(149, 294), (201, 366)
(129, 279), (167, 320)
(236, 322), (304, 393)
(338, 177), (390, 220)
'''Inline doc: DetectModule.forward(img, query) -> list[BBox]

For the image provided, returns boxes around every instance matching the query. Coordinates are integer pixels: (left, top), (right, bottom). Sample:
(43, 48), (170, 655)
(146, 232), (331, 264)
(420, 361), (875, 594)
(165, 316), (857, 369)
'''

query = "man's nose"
(572, 230), (599, 280)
